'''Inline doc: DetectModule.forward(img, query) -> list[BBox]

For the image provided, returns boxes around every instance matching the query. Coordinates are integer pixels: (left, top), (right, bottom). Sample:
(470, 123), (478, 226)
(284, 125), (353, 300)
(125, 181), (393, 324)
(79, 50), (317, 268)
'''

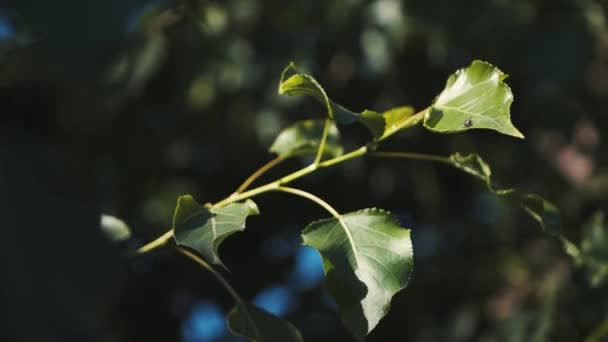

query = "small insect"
(463, 118), (473, 127)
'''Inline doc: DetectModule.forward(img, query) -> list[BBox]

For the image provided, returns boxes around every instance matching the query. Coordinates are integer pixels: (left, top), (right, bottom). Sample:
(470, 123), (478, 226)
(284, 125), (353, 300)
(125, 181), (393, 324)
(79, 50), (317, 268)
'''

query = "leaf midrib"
(242, 305), (263, 341)
(437, 75), (495, 106)
(434, 105), (502, 127)
(337, 215), (362, 271)
(188, 206), (245, 248)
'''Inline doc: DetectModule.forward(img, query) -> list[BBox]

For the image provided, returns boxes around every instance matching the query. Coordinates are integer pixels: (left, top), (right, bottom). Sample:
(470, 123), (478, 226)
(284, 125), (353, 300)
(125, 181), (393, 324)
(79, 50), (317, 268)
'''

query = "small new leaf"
(380, 106), (418, 140)
(424, 60), (524, 138)
(227, 303), (304, 342)
(301, 208), (413, 341)
(100, 214), (132, 243)
(270, 119), (343, 158)
(173, 195), (259, 267)
(278, 62), (385, 139)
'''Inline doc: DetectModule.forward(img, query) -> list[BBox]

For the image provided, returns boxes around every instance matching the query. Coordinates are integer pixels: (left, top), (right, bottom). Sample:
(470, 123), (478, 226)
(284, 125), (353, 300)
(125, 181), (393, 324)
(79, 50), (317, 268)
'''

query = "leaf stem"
(318, 146), (367, 167)
(378, 109), (427, 142)
(313, 118), (331, 165)
(175, 246), (244, 303)
(134, 149), (441, 256)
(370, 151), (452, 165)
(370, 151), (496, 185)
(217, 107), (424, 208)
(276, 186), (341, 218)
(212, 146), (368, 208)
(211, 165), (314, 208)
(234, 155), (285, 194)
(133, 230), (174, 257)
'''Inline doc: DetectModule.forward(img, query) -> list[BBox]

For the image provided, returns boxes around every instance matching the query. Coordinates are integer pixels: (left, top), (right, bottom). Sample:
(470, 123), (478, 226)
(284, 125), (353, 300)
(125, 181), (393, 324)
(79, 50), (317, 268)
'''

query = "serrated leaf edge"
(301, 207), (415, 337)
(426, 60), (524, 139)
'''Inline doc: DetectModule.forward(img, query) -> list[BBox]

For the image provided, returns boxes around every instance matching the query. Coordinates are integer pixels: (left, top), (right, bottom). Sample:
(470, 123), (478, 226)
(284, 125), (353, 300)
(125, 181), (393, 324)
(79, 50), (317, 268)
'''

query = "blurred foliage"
(575, 212), (608, 287)
(1, 0), (608, 341)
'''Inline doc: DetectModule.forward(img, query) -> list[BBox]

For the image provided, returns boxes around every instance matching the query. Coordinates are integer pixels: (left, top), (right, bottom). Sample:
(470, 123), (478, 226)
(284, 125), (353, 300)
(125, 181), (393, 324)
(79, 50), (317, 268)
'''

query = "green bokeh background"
(1, 0), (607, 341)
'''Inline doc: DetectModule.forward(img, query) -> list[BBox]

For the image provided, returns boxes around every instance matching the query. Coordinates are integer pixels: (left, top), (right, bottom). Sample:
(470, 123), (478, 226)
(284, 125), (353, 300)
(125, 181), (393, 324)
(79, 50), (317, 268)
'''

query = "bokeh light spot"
(252, 285), (297, 317)
(182, 301), (227, 342)
(288, 246), (325, 292)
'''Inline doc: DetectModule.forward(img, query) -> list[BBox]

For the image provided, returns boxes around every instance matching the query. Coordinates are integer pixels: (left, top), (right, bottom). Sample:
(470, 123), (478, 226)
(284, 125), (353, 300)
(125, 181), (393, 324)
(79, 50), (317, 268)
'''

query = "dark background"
(1, 0), (607, 341)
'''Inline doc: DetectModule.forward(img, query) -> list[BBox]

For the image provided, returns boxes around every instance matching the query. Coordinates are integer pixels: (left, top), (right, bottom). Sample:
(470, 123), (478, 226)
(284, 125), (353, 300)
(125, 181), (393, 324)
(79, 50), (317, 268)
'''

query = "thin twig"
(276, 186), (341, 218)
(234, 155), (285, 194)
(370, 151), (452, 164)
(313, 118), (331, 165)
(132, 230), (174, 257)
(175, 246), (244, 303)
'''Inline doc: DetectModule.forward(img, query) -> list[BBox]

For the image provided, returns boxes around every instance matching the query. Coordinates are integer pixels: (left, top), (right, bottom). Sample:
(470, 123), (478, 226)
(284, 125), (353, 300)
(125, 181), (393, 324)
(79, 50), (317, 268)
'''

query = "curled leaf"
(278, 62), (385, 139)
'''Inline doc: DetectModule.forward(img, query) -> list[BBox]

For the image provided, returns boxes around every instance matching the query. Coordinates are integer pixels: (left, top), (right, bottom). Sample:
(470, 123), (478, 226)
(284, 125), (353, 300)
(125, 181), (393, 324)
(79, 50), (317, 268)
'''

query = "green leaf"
(100, 214), (132, 243)
(301, 208), (413, 340)
(446, 153), (608, 283)
(227, 303), (304, 342)
(424, 60), (524, 138)
(380, 106), (417, 140)
(449, 153), (560, 234)
(448, 152), (492, 182)
(278, 62), (385, 139)
(577, 212), (608, 287)
(270, 119), (343, 158)
(173, 195), (259, 267)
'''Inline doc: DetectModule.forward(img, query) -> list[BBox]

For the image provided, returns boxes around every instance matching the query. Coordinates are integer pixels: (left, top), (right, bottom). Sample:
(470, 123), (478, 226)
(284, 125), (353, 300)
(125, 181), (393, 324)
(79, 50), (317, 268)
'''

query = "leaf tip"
(244, 199), (260, 215)
(471, 59), (506, 76)
(507, 125), (525, 139)
(173, 194), (201, 227)
(279, 62), (298, 94)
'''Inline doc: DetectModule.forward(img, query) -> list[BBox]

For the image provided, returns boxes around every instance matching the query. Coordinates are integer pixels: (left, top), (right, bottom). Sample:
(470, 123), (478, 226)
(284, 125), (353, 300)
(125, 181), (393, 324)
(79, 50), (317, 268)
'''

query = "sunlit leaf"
(278, 62), (385, 139)
(100, 214), (132, 243)
(173, 195), (259, 267)
(424, 60), (524, 138)
(270, 119), (343, 158)
(301, 208), (413, 341)
(449, 153), (560, 234)
(379, 106), (418, 140)
(227, 303), (304, 342)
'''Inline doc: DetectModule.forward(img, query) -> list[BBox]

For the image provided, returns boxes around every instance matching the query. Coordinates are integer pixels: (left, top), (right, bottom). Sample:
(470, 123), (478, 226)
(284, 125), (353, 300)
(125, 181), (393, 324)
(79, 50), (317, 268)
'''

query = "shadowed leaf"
(227, 303), (303, 342)
(173, 195), (259, 267)
(301, 208), (413, 341)
(270, 119), (343, 158)
(278, 62), (385, 139)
